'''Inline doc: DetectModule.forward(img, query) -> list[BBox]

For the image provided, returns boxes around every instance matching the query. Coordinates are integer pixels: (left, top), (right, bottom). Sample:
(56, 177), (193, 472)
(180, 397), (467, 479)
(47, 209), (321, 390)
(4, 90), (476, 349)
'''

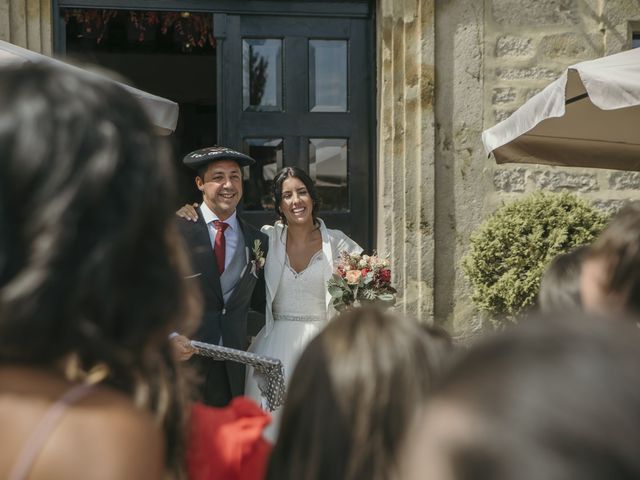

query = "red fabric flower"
(187, 397), (272, 480)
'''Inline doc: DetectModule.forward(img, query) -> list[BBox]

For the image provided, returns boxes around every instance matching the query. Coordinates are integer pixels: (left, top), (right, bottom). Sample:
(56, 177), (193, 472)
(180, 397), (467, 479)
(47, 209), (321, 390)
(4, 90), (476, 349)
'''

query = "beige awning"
(482, 48), (640, 171)
(0, 40), (179, 135)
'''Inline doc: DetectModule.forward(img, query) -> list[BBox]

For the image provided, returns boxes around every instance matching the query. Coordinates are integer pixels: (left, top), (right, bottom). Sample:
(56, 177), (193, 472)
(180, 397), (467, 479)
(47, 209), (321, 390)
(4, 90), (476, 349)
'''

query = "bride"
(176, 166), (361, 407)
(245, 167), (361, 405)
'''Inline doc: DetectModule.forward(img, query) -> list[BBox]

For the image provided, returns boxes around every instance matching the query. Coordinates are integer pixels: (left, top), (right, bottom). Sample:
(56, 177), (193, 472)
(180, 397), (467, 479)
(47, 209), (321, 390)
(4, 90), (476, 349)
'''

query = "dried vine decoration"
(64, 9), (215, 52)
(158, 12), (216, 51)
(128, 11), (161, 43)
(64, 9), (118, 44)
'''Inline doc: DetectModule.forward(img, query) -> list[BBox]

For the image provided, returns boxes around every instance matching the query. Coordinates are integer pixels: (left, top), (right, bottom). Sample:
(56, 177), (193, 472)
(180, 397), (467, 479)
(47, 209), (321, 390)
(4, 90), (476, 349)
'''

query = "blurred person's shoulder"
(0, 367), (165, 480)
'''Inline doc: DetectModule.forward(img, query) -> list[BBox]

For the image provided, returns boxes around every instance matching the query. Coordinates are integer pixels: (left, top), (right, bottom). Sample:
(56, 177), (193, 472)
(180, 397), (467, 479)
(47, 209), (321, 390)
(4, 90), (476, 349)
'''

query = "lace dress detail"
(245, 250), (328, 410)
(271, 250), (326, 323)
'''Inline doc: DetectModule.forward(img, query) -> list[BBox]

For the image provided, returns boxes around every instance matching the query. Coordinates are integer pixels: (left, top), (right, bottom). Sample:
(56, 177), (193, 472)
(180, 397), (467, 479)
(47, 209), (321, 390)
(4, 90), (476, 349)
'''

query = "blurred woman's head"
(408, 314), (640, 480)
(0, 63), (198, 469)
(538, 246), (587, 313)
(267, 307), (451, 480)
(272, 166), (319, 227)
(581, 203), (640, 316)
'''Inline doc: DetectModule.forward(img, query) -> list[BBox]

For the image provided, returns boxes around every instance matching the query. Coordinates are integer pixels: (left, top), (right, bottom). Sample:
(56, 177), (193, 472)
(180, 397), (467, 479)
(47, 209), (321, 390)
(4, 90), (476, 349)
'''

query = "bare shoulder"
(32, 387), (165, 480)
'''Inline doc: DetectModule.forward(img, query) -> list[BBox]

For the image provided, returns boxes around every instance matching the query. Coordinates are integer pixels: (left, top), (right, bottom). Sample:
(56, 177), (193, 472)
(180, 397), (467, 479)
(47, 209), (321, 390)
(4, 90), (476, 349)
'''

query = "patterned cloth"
(191, 340), (286, 411)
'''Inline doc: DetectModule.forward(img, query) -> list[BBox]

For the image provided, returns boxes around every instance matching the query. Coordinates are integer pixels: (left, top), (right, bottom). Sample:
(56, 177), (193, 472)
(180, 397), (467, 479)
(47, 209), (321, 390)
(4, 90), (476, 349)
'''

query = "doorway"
(63, 9), (217, 205)
(56, 2), (375, 248)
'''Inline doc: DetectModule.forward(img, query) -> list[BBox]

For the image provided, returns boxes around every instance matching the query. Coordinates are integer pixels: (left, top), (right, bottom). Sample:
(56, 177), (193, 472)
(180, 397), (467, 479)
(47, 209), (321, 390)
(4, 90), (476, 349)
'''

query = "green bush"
(463, 192), (607, 324)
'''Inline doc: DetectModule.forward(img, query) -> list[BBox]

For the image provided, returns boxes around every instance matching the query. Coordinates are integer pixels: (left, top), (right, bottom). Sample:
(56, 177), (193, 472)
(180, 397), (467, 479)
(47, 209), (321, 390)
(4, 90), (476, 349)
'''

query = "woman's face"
(280, 176), (314, 226)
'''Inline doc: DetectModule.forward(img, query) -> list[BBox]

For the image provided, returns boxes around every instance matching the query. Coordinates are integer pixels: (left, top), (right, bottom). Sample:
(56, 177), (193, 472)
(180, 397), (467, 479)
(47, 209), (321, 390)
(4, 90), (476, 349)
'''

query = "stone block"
(592, 199), (627, 214)
(539, 32), (600, 59)
(495, 35), (534, 57)
(609, 171), (640, 190)
(494, 168), (527, 192)
(492, 87), (517, 104)
(496, 67), (560, 81)
(493, 108), (516, 122)
(492, 0), (578, 26)
(530, 170), (598, 192)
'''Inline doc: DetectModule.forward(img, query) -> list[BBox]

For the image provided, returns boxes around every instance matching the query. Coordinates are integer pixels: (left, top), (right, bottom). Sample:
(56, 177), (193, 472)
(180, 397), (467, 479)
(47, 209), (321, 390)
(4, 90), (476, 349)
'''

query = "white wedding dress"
(245, 249), (328, 405)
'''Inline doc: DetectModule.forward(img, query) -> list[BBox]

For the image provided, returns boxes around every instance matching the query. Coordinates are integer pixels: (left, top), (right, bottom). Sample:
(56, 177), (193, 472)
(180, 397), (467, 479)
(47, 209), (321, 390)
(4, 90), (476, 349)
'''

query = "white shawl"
(261, 219), (362, 337)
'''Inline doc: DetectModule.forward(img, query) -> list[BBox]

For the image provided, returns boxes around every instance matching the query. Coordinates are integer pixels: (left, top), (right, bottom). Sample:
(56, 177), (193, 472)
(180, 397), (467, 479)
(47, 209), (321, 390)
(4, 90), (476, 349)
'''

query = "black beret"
(182, 146), (255, 170)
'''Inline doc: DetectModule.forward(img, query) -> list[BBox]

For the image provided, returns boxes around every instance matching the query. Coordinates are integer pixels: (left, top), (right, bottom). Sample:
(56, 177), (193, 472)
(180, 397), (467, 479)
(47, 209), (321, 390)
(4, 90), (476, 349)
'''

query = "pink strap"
(8, 383), (94, 480)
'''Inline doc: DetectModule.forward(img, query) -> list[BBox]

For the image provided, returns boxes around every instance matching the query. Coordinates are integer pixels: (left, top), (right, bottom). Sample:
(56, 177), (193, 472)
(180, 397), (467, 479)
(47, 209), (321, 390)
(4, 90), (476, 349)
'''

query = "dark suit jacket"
(178, 211), (268, 402)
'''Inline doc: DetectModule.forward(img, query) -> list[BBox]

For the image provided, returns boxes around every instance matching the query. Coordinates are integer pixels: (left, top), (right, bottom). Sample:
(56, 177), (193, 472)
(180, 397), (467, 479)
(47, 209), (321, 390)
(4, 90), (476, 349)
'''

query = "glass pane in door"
(243, 138), (283, 210)
(243, 39), (283, 111)
(309, 40), (347, 112)
(309, 138), (348, 211)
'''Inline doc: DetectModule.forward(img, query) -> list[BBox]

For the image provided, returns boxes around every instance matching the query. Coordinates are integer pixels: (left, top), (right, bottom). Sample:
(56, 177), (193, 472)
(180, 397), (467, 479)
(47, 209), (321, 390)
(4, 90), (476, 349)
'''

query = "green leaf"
(362, 288), (377, 300)
(377, 293), (395, 302)
(328, 286), (343, 298)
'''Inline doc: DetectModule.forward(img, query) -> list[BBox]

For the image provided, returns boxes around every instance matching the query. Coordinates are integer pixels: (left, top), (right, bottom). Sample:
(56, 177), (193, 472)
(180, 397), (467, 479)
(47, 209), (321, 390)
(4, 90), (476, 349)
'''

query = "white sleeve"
(333, 230), (363, 255)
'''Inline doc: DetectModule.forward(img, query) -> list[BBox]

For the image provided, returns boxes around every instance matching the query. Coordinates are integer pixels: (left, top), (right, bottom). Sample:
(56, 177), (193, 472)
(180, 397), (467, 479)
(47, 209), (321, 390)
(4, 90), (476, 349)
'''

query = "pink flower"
(361, 268), (370, 277)
(345, 269), (362, 284)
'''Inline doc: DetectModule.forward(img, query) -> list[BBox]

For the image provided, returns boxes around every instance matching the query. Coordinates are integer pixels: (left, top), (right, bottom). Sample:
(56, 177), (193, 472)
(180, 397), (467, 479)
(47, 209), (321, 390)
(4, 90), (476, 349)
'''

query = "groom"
(172, 146), (268, 407)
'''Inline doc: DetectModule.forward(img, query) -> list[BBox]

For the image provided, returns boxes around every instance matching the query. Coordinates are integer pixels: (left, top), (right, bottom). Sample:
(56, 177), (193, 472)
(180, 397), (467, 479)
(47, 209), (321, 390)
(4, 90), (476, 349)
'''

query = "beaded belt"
(274, 313), (325, 323)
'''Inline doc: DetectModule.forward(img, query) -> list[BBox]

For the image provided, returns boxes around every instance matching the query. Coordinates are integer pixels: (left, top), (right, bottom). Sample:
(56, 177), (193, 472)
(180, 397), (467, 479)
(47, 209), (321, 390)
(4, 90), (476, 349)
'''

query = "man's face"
(196, 159), (243, 220)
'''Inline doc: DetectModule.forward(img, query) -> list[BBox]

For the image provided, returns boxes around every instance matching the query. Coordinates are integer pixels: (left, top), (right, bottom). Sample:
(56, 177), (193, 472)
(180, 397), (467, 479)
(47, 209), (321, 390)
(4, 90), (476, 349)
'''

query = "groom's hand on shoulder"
(176, 203), (199, 222)
(171, 334), (195, 361)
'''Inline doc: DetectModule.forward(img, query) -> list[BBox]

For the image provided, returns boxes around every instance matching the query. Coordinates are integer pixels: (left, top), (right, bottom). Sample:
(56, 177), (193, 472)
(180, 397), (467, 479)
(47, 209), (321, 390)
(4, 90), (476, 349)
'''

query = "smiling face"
(279, 176), (314, 227)
(195, 159), (243, 220)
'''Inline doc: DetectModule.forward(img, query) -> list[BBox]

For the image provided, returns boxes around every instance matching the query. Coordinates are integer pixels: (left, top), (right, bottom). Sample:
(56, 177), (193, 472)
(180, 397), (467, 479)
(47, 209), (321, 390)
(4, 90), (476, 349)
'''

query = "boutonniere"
(250, 239), (266, 278)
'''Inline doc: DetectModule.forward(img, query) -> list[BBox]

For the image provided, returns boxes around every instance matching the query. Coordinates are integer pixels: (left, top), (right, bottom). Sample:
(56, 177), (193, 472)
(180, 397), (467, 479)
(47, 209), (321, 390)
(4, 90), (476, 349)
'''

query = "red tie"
(213, 220), (229, 274)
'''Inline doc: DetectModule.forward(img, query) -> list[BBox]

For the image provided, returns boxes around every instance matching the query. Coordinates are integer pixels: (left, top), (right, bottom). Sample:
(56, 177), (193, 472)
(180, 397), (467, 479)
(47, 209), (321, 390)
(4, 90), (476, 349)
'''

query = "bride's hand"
(176, 203), (199, 222)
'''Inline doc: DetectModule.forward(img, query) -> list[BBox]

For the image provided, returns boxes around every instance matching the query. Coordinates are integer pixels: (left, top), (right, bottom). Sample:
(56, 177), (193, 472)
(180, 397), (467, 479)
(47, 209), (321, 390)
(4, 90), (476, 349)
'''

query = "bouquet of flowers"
(327, 251), (397, 312)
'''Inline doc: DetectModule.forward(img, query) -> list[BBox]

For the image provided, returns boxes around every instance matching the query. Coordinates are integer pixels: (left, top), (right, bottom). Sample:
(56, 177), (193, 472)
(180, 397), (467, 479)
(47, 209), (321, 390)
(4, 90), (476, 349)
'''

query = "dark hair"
(195, 159), (243, 183)
(196, 164), (210, 182)
(272, 166), (320, 226)
(267, 307), (451, 480)
(425, 314), (640, 480)
(0, 64), (198, 473)
(538, 246), (587, 313)
(586, 203), (640, 314)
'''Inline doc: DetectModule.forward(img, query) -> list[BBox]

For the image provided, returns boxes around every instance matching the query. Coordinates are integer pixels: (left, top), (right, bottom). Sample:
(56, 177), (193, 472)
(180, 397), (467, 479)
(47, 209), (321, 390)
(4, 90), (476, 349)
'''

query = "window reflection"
(309, 40), (347, 112)
(243, 39), (283, 111)
(309, 138), (348, 211)
(243, 138), (283, 210)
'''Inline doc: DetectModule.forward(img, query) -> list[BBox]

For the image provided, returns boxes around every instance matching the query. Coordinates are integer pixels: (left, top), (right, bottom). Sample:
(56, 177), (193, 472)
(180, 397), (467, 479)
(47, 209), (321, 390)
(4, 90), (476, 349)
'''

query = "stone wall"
(433, 0), (488, 334)
(0, 0), (52, 54)
(433, 0), (640, 334)
(377, 0), (436, 322)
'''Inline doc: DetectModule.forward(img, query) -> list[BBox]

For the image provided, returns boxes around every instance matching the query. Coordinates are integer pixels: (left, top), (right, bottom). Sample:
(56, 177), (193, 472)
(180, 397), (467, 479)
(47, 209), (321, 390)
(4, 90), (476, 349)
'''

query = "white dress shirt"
(199, 202), (240, 271)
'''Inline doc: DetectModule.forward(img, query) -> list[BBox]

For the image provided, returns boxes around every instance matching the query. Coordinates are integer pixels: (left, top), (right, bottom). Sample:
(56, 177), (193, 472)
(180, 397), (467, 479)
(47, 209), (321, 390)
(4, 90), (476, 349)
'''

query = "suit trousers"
(194, 357), (233, 407)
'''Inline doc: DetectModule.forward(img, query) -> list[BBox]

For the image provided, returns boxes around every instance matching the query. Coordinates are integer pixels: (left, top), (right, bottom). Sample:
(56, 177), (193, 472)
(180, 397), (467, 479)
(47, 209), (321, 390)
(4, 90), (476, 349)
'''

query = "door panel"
(218, 13), (372, 248)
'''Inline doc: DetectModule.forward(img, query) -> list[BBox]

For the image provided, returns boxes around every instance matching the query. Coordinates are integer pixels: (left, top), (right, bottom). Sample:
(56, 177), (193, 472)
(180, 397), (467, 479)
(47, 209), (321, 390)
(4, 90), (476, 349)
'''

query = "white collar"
(200, 202), (239, 231)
